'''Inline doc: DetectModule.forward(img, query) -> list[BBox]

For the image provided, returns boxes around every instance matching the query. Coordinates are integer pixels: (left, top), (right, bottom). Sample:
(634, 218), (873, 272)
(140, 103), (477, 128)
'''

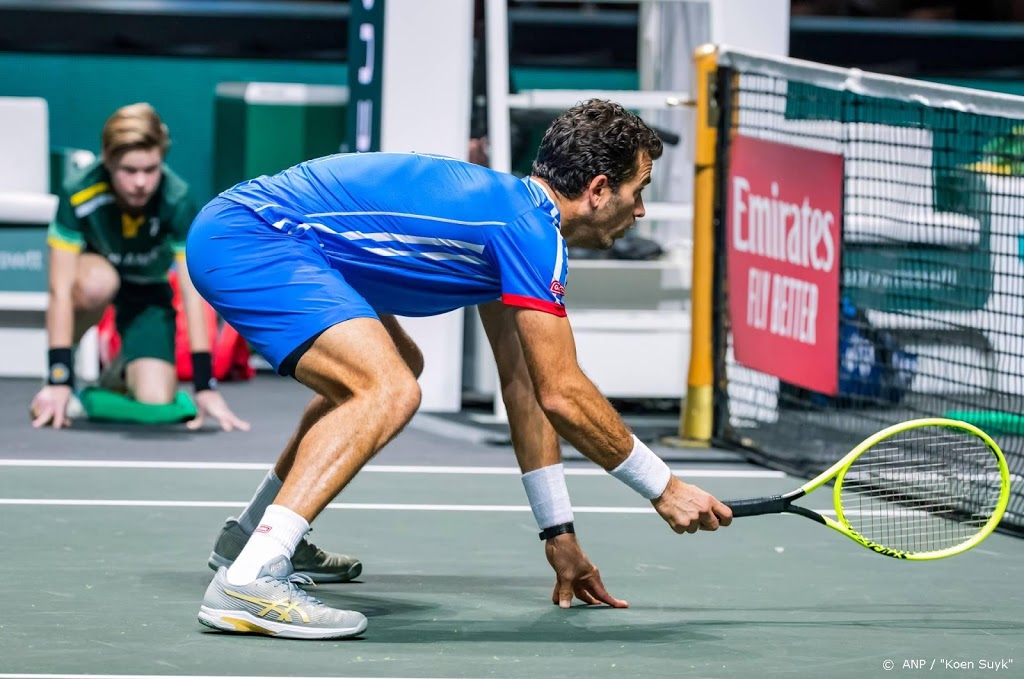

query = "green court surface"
(1, 462), (1022, 679)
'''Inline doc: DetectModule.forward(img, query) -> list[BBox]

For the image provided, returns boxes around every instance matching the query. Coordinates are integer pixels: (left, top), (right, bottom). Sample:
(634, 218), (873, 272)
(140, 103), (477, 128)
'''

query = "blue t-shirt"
(221, 152), (568, 318)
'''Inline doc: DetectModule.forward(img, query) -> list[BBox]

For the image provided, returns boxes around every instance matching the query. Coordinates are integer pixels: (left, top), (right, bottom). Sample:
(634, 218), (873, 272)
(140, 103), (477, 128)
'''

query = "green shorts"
(113, 282), (177, 365)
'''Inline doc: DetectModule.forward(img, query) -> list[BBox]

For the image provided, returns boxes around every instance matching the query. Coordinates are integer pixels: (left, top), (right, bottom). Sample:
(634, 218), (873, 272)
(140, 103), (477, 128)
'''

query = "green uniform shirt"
(47, 160), (197, 284)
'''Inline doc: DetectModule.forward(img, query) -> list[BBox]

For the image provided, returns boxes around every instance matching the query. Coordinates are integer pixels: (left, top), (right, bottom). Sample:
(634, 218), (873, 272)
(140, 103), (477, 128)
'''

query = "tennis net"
(706, 46), (1024, 535)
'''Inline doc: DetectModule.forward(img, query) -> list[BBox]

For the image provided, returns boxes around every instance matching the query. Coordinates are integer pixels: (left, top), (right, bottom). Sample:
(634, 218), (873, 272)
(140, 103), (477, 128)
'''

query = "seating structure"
(0, 96), (58, 378)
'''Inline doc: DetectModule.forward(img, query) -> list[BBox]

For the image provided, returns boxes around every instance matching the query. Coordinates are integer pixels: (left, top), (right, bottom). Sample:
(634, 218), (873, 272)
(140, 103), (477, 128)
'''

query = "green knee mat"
(74, 387), (198, 424)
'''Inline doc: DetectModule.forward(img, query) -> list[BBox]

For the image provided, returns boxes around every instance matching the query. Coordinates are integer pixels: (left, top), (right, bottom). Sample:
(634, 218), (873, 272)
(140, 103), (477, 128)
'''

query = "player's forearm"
(481, 300), (563, 471)
(541, 375), (673, 503)
(45, 247), (78, 349)
(511, 382), (575, 539)
(536, 370), (633, 470)
(177, 262), (211, 352)
(503, 375), (561, 472)
(183, 300), (211, 352)
(46, 293), (75, 348)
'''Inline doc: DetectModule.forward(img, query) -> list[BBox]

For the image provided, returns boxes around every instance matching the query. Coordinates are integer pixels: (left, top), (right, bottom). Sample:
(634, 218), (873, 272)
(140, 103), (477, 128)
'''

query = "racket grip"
(724, 495), (787, 517)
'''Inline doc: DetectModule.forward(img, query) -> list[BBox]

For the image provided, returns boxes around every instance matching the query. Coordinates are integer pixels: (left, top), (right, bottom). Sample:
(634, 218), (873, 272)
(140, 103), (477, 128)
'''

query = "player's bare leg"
(200, 317), (418, 638)
(276, 317), (421, 518)
(73, 253), (177, 405)
(208, 316), (422, 583)
(219, 316), (420, 579)
(125, 358), (178, 404)
(274, 314), (423, 479)
(71, 253), (119, 341)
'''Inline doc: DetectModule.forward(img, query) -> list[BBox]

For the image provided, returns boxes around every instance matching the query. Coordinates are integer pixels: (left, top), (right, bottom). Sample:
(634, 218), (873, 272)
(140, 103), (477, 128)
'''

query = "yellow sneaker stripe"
(219, 616), (278, 635)
(223, 589), (311, 623)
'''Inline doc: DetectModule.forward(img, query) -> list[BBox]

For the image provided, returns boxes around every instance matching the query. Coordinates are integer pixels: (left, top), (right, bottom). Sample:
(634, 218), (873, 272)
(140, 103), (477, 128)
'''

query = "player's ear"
(587, 174), (611, 209)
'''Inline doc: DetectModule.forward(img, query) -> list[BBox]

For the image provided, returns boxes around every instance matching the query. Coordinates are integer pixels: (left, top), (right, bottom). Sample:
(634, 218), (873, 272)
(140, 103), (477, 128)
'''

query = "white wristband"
(609, 435), (672, 500)
(521, 463), (574, 530)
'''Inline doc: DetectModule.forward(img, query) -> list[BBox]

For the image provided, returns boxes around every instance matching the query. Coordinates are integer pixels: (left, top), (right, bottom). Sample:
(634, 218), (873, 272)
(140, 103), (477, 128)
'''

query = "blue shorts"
(185, 197), (379, 375)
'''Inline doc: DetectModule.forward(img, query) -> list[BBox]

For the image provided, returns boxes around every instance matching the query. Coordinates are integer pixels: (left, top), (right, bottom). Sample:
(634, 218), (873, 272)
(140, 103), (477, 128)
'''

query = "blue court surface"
(1, 375), (1021, 679)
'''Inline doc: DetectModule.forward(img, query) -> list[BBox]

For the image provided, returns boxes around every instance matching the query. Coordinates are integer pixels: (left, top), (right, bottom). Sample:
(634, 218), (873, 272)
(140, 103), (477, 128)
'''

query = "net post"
(679, 43), (719, 443)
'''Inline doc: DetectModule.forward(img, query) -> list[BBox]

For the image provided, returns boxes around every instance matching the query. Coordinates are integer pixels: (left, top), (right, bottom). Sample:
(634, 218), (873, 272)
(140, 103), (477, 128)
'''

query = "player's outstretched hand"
(545, 532), (629, 609)
(30, 385), (73, 429)
(189, 390), (251, 432)
(652, 476), (733, 534)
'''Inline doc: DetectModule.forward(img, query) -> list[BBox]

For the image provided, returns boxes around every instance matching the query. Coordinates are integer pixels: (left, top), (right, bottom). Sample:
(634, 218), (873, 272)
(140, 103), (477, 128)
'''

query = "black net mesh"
(712, 63), (1024, 536)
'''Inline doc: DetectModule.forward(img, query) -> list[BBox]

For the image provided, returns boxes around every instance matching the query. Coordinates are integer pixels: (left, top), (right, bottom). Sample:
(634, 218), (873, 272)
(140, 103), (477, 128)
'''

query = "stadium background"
(2, 3), (1024, 675)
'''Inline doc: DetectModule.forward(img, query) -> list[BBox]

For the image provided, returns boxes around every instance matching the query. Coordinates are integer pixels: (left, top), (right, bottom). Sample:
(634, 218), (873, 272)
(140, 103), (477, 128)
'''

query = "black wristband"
(539, 521), (575, 541)
(191, 351), (216, 392)
(47, 348), (74, 388)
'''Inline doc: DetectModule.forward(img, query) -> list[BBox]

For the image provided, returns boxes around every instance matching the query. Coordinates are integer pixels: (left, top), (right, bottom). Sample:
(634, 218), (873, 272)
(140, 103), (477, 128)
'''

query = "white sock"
(237, 470), (284, 535)
(225, 504), (310, 585)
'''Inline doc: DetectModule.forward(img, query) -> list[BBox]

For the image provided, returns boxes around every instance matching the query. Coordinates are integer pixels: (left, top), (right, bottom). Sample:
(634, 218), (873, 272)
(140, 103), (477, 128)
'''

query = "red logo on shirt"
(254, 525), (272, 534)
(549, 280), (565, 296)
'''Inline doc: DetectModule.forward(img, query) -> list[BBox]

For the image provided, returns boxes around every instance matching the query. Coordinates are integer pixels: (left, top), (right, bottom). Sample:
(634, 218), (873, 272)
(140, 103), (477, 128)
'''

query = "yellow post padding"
(680, 44), (719, 442)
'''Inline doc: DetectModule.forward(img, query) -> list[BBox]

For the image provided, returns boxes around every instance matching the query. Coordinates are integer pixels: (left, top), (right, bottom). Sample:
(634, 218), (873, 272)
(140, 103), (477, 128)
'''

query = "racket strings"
(838, 426), (1003, 555)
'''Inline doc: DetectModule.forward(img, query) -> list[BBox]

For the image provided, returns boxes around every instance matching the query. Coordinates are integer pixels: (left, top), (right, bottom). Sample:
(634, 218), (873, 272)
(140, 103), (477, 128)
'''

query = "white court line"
(0, 676), (459, 679)
(0, 498), (839, 515)
(0, 499), (645, 512)
(0, 459), (786, 478)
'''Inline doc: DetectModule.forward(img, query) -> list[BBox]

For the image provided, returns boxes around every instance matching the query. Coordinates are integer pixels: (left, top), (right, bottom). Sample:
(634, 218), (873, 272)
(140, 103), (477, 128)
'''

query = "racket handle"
(724, 495), (787, 517)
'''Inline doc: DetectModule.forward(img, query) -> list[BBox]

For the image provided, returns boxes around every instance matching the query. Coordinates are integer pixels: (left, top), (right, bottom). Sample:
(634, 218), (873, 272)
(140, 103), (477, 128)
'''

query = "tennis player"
(188, 99), (733, 640)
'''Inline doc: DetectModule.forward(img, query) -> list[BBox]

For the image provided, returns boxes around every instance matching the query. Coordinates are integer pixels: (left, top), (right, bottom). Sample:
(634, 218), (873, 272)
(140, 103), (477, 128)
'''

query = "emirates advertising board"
(726, 135), (843, 395)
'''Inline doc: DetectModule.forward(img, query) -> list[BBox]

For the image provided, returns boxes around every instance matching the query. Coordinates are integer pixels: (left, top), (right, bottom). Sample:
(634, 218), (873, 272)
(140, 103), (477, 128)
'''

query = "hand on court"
(545, 532), (629, 609)
(188, 390), (251, 432)
(30, 385), (74, 429)
(652, 476), (733, 534)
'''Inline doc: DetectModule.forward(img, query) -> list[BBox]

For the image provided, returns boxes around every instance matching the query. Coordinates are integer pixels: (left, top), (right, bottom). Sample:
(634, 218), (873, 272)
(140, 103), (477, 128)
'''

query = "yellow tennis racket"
(723, 418), (1011, 560)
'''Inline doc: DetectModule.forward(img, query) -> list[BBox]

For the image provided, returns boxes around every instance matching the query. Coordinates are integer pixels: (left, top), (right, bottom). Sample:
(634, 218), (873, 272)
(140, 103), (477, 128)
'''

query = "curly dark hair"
(530, 99), (664, 199)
